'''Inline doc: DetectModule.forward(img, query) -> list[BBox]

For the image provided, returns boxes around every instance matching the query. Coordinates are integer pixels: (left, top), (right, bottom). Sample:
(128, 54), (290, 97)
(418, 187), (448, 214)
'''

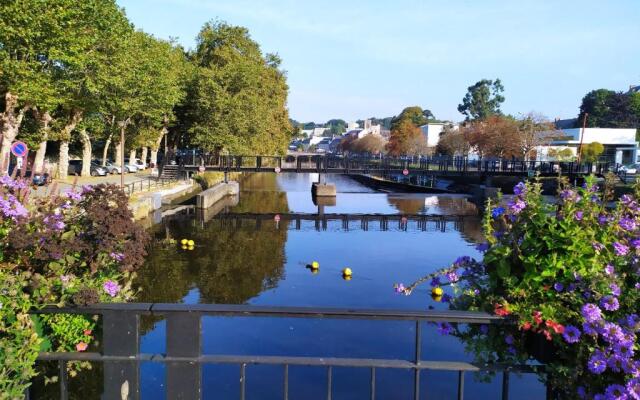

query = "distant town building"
(355, 119), (382, 138)
(536, 127), (638, 164)
(301, 127), (328, 138)
(629, 85), (640, 94)
(347, 121), (360, 131)
(419, 122), (458, 147)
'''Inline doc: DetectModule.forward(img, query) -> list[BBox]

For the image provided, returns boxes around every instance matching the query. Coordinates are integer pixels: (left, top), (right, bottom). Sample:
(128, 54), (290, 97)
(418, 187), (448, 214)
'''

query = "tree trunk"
(129, 149), (136, 164)
(57, 110), (83, 179)
(0, 92), (28, 172)
(80, 129), (92, 177)
(151, 124), (168, 168)
(102, 135), (112, 166)
(150, 149), (159, 169)
(33, 110), (53, 173)
(140, 147), (148, 168)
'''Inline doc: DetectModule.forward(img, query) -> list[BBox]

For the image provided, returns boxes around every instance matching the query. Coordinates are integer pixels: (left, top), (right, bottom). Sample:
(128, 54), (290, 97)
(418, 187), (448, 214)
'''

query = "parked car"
(32, 172), (51, 186)
(130, 158), (146, 170)
(68, 160), (108, 176)
(621, 164), (639, 174)
(123, 159), (139, 173)
(100, 159), (123, 174)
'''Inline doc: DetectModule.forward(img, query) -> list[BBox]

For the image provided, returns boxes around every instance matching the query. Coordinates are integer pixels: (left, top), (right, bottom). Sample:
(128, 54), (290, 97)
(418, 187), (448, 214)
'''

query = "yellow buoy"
(431, 287), (443, 297)
(188, 240), (195, 246)
(343, 275), (352, 281)
(311, 268), (319, 275)
(180, 239), (188, 245)
(342, 267), (352, 277)
(311, 261), (320, 269)
(181, 245), (188, 250)
(432, 294), (443, 302)
(188, 245), (194, 251)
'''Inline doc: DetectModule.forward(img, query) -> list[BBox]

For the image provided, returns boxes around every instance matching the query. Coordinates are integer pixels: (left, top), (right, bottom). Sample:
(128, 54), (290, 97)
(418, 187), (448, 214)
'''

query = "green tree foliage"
(580, 142), (604, 162)
(390, 106), (432, 130)
(578, 89), (640, 128)
(457, 78), (505, 121)
(186, 21), (290, 155)
(325, 119), (346, 136)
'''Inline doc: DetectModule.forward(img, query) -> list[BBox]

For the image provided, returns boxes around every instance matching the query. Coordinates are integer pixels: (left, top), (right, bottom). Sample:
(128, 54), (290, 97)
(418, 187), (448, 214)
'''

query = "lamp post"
(577, 113), (588, 164)
(120, 127), (124, 190)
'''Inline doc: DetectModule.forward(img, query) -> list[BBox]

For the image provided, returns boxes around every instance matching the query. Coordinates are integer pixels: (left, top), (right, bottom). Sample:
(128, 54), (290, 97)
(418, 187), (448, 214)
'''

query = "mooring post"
(103, 310), (140, 400)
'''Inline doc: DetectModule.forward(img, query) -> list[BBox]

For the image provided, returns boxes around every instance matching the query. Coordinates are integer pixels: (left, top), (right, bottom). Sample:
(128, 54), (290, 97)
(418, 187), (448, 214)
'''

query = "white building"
(536, 128), (638, 164)
(355, 119), (382, 138)
(301, 127), (328, 138)
(419, 122), (458, 147)
(346, 121), (360, 131)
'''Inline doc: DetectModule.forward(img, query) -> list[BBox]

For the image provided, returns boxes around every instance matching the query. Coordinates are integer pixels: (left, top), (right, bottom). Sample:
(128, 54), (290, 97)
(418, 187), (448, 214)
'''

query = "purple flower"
(479, 324), (489, 334)
(491, 207), (505, 218)
(577, 386), (587, 399)
(614, 341), (634, 358)
(110, 252), (125, 262)
(632, 239), (640, 248)
(508, 199), (526, 215)
(626, 314), (640, 331)
(441, 294), (452, 303)
(429, 277), (441, 287)
(446, 271), (459, 283)
(600, 295), (620, 312)
(601, 322), (625, 343)
(394, 283), (406, 293)
(583, 322), (599, 336)
(626, 379), (640, 400)
(553, 282), (564, 292)
(593, 242), (605, 252)
(437, 322), (453, 335)
(607, 355), (625, 373)
(513, 182), (526, 196)
(560, 189), (575, 200)
(598, 214), (610, 225)
(475, 242), (489, 252)
(0, 195), (29, 219)
(620, 217), (637, 231)
(588, 350), (607, 374)
(504, 334), (514, 345)
(610, 283), (621, 296)
(103, 280), (121, 297)
(562, 325), (581, 343)
(64, 191), (82, 201)
(575, 211), (584, 221)
(582, 303), (603, 323)
(605, 264), (615, 275)
(605, 384), (627, 399)
(614, 242), (630, 256)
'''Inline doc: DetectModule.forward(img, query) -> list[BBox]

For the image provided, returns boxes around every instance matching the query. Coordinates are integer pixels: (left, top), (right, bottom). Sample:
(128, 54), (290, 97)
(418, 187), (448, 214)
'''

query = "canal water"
(38, 173), (546, 399)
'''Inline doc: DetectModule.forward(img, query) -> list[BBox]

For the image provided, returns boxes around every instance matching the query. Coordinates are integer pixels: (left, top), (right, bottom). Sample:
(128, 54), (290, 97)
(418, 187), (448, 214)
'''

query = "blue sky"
(116, 0), (640, 123)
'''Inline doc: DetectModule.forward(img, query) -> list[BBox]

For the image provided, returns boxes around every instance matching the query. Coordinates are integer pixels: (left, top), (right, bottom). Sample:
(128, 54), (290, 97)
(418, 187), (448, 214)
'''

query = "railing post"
(103, 310), (140, 400)
(166, 312), (202, 400)
(414, 320), (421, 400)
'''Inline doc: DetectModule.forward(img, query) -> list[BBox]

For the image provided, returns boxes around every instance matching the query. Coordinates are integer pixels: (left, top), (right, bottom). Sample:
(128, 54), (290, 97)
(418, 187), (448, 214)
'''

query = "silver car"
(100, 160), (123, 174)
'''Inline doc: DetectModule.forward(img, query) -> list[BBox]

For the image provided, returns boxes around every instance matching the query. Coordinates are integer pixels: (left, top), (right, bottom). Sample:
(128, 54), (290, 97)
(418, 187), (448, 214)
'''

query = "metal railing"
(122, 177), (178, 196)
(175, 153), (616, 177)
(33, 303), (548, 400)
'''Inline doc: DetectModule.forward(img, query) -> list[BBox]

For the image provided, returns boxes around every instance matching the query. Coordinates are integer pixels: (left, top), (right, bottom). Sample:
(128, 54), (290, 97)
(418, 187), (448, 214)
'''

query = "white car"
(123, 159), (139, 173)
(621, 164), (639, 174)
(131, 158), (146, 170)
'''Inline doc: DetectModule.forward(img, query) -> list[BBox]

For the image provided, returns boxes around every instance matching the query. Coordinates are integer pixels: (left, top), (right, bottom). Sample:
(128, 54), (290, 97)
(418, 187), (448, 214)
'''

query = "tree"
(352, 134), (385, 154)
(387, 119), (427, 156)
(186, 21), (290, 155)
(548, 148), (575, 161)
(580, 142), (604, 163)
(466, 115), (519, 158)
(436, 126), (470, 156)
(578, 89), (640, 129)
(325, 119), (346, 136)
(391, 106), (431, 130)
(458, 79), (505, 121)
(516, 112), (559, 160)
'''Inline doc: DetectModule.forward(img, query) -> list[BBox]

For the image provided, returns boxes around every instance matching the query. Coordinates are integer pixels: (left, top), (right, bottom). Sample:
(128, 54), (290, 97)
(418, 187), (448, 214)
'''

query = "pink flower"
(76, 342), (88, 352)
(83, 329), (92, 336)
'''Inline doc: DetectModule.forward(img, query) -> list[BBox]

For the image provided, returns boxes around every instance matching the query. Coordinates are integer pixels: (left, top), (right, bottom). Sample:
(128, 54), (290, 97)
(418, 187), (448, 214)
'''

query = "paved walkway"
(32, 171), (157, 197)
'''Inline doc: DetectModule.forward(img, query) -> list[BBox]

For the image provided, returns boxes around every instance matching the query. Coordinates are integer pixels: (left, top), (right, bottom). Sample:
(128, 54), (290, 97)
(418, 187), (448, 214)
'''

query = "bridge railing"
(32, 304), (550, 400)
(176, 152), (616, 176)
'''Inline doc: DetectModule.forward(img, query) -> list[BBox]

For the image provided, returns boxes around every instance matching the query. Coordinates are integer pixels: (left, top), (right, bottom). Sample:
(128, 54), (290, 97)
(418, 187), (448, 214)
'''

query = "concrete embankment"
(129, 182), (200, 220)
(196, 181), (240, 209)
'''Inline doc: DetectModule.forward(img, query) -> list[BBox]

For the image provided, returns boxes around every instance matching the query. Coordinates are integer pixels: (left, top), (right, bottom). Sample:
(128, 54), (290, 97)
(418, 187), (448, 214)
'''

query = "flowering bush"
(397, 177), (640, 399)
(0, 176), (148, 398)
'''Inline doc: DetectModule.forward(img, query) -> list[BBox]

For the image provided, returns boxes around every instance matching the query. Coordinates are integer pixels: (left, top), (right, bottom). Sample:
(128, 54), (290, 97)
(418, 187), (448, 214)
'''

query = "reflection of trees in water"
(386, 195), (485, 244)
(135, 173), (289, 305)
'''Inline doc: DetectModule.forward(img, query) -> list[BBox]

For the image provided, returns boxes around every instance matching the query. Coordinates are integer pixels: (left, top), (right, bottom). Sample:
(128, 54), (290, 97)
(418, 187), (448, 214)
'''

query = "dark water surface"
(38, 173), (546, 399)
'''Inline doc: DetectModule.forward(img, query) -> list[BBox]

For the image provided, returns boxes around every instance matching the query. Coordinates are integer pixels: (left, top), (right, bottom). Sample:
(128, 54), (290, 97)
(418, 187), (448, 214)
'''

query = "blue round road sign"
(11, 141), (28, 158)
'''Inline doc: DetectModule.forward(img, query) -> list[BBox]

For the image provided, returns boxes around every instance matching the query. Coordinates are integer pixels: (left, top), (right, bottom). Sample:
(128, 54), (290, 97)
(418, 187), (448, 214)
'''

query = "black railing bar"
(240, 363), (246, 400)
(327, 366), (332, 400)
(215, 213), (472, 220)
(502, 371), (510, 400)
(36, 303), (507, 323)
(458, 370), (465, 400)
(370, 367), (376, 400)
(414, 320), (421, 400)
(59, 360), (69, 400)
(283, 364), (289, 400)
(37, 352), (544, 373)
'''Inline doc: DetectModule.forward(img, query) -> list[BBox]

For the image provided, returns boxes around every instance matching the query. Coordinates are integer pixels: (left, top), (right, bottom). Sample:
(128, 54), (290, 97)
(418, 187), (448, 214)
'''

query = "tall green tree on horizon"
(457, 78), (505, 121)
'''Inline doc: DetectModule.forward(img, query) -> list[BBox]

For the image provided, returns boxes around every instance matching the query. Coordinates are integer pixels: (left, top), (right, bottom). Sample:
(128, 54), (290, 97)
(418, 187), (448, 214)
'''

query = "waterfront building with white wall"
(536, 127), (638, 164)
